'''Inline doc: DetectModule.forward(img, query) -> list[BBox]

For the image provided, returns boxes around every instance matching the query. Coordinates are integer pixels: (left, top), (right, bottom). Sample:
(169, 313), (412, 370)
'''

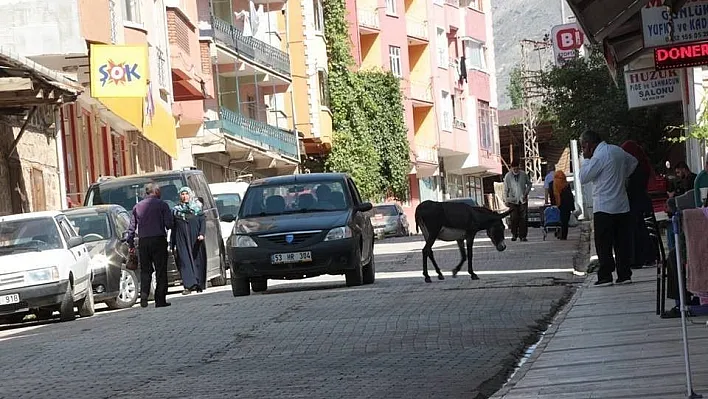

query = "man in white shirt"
(544, 164), (555, 204)
(580, 130), (638, 286)
(504, 160), (533, 241)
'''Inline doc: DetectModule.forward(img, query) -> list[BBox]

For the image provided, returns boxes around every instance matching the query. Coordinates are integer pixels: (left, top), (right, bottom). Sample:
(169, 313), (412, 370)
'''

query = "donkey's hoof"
(437, 275), (445, 280)
(470, 273), (480, 280)
(424, 276), (432, 283)
(452, 270), (458, 278)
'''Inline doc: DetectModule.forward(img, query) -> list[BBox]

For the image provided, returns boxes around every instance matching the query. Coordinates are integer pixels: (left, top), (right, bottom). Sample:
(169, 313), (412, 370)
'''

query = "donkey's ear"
(496, 209), (512, 219)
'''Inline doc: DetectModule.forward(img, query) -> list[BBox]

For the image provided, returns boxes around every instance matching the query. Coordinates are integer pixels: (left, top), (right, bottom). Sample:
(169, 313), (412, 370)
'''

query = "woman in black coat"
(621, 140), (656, 269)
(549, 170), (575, 240)
(170, 187), (207, 295)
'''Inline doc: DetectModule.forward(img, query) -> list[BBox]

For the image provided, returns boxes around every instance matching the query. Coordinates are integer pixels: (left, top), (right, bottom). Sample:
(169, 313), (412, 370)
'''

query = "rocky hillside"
(491, 0), (566, 110)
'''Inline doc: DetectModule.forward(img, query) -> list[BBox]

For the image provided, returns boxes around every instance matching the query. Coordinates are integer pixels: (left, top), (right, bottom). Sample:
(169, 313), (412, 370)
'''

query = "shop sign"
(642, 0), (708, 48)
(654, 41), (708, 70)
(551, 23), (585, 65)
(624, 68), (682, 109)
(90, 44), (148, 98)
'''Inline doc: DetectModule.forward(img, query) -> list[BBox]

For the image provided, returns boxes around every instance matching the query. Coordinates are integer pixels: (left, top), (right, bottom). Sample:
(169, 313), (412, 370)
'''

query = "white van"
(209, 181), (250, 246)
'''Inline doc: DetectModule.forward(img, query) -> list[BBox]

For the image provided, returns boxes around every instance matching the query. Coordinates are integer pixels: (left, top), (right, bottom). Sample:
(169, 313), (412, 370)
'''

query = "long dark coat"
(171, 212), (207, 290)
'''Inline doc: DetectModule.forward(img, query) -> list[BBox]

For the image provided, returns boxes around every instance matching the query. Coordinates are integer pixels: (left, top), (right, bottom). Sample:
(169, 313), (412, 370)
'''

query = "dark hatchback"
(64, 205), (139, 309)
(222, 173), (376, 296)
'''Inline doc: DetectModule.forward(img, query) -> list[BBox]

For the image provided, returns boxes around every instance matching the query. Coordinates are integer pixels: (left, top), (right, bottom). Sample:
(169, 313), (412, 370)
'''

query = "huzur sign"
(623, 68), (682, 109)
(642, 0), (708, 48)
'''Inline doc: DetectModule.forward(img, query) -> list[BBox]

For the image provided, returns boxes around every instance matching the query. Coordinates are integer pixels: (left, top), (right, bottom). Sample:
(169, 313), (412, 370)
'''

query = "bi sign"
(551, 23), (585, 65)
(90, 44), (148, 98)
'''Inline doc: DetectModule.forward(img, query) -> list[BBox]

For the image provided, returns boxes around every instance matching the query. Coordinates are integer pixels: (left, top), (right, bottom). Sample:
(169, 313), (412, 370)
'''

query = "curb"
(491, 221), (594, 398)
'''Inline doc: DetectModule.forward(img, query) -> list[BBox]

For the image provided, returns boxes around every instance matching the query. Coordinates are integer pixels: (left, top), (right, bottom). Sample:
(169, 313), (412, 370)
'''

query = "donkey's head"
(482, 209), (512, 252)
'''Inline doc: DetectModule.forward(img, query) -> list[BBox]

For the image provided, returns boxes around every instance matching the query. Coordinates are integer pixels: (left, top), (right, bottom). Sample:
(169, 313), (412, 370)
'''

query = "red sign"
(654, 41), (708, 70)
(556, 28), (584, 51)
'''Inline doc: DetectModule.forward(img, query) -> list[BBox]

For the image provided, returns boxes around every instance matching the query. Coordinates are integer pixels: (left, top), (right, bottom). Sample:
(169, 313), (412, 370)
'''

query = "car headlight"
(89, 254), (110, 270)
(324, 226), (353, 241)
(26, 266), (60, 284)
(232, 235), (257, 248)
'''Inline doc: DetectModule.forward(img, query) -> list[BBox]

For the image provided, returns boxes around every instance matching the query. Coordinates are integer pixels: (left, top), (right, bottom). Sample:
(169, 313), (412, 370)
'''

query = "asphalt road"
(0, 226), (587, 399)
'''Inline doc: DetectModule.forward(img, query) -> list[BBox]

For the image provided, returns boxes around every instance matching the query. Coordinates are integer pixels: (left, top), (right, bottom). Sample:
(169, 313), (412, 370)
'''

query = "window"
(122, 0), (142, 24)
(386, 0), (397, 15)
(436, 28), (449, 68)
(116, 212), (131, 238)
(464, 40), (487, 70)
(313, 0), (323, 32)
(0, 218), (64, 251)
(213, 194), (242, 217)
(477, 100), (493, 151)
(240, 181), (349, 217)
(66, 213), (112, 240)
(389, 46), (402, 78)
(464, 0), (481, 10)
(318, 70), (330, 108)
(441, 91), (453, 131)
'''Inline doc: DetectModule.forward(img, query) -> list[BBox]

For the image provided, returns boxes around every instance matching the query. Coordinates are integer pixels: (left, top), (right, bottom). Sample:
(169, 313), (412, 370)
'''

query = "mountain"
(491, 0), (566, 110)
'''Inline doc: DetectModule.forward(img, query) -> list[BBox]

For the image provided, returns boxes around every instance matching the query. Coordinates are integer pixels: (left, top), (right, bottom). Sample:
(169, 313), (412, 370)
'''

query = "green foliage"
(508, 65), (523, 109)
(538, 46), (683, 169)
(322, 0), (410, 201)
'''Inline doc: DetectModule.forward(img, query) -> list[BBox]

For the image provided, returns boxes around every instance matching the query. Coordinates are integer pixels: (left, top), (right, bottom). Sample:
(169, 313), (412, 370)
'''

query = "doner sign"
(90, 44), (148, 98)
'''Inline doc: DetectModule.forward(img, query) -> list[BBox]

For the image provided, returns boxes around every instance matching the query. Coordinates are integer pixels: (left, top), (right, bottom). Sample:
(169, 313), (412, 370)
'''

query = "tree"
(539, 46), (683, 170)
(508, 65), (523, 109)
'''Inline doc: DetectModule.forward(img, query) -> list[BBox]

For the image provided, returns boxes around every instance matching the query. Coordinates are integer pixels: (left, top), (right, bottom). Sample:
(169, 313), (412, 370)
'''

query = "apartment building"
(346, 0), (501, 214)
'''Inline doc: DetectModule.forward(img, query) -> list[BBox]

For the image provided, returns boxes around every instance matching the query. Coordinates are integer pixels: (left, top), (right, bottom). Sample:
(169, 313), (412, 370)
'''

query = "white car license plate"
(271, 251), (312, 264)
(0, 293), (20, 305)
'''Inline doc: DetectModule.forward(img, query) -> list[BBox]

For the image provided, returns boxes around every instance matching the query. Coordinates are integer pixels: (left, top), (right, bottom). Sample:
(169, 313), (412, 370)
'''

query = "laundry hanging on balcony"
(234, 1), (265, 39)
(459, 56), (468, 83)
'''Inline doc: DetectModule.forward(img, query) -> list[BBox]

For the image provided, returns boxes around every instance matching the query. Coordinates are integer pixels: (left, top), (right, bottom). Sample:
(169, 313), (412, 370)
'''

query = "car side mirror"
(221, 214), (236, 223)
(357, 202), (373, 213)
(67, 236), (85, 248)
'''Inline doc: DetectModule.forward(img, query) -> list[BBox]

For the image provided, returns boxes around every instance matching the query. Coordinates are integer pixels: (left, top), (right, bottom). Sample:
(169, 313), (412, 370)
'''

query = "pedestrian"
(171, 187), (207, 295)
(126, 183), (175, 308)
(503, 159), (532, 242)
(579, 130), (638, 286)
(549, 170), (575, 240)
(668, 161), (696, 198)
(621, 140), (656, 269)
(544, 164), (555, 204)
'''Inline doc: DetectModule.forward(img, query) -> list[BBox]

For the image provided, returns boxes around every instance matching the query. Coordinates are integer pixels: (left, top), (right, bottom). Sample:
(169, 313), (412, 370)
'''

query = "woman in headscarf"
(621, 140), (656, 269)
(549, 170), (575, 240)
(170, 187), (207, 295)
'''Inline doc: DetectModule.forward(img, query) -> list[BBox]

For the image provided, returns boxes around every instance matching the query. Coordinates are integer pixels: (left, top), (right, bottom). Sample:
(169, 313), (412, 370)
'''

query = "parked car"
(526, 184), (546, 228)
(64, 205), (140, 309)
(222, 173), (375, 296)
(372, 203), (409, 239)
(0, 211), (94, 323)
(209, 181), (250, 247)
(83, 168), (229, 287)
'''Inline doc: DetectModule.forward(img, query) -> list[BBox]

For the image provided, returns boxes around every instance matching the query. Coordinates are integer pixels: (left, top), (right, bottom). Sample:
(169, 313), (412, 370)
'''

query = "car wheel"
(231, 273), (251, 297)
(251, 278), (268, 292)
(59, 283), (76, 322)
(77, 285), (95, 318)
(345, 244), (364, 287)
(210, 255), (228, 287)
(363, 246), (375, 285)
(106, 270), (138, 310)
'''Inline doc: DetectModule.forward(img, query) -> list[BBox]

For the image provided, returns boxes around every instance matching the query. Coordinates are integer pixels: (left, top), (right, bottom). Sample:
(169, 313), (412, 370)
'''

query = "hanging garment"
(683, 208), (708, 294)
(459, 56), (467, 83)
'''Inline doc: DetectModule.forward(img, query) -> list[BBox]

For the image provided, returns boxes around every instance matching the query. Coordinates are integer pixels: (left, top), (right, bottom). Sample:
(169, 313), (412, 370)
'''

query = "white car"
(210, 181), (249, 246)
(0, 211), (94, 323)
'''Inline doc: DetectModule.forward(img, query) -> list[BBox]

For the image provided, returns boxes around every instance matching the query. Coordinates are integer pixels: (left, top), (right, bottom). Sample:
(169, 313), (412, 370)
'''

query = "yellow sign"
(90, 45), (148, 98)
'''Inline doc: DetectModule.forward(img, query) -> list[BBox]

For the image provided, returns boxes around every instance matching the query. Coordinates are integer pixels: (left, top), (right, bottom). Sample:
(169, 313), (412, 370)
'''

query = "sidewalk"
(492, 267), (708, 398)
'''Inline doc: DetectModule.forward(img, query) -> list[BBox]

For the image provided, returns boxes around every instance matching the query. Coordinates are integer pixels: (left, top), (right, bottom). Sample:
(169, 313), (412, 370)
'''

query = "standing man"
(504, 160), (533, 242)
(126, 183), (175, 308)
(580, 130), (638, 286)
(544, 164), (555, 204)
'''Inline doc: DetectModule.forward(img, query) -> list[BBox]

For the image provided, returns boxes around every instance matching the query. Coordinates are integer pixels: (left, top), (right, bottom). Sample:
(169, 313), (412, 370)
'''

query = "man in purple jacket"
(126, 183), (175, 308)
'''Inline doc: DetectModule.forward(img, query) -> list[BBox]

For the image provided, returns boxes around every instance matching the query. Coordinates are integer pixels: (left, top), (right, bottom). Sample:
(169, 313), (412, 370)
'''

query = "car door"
(187, 173), (221, 277)
(397, 204), (408, 230)
(56, 216), (91, 294)
(346, 178), (373, 263)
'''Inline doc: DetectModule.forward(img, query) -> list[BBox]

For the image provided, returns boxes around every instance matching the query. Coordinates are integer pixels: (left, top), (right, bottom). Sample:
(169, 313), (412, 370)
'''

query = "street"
(0, 227), (587, 399)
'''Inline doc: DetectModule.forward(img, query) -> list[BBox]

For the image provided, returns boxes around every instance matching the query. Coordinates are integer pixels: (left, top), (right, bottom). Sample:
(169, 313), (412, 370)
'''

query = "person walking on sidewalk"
(580, 130), (637, 286)
(549, 170), (575, 240)
(171, 187), (207, 295)
(503, 159), (533, 242)
(126, 183), (175, 308)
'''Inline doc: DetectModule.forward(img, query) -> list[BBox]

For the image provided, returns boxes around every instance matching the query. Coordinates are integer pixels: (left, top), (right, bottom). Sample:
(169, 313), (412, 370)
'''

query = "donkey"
(415, 200), (511, 283)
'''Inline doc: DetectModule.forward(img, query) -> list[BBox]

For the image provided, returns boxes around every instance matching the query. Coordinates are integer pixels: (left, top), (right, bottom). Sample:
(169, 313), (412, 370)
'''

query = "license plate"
(271, 251), (312, 264)
(374, 214), (383, 220)
(0, 293), (20, 305)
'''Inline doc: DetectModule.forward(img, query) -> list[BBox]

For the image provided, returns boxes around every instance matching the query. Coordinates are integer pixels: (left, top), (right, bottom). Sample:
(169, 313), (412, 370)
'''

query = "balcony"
(204, 108), (298, 160)
(409, 80), (433, 106)
(453, 117), (466, 130)
(358, 8), (380, 34)
(406, 18), (429, 44)
(444, 0), (459, 6)
(415, 145), (439, 164)
(203, 17), (291, 79)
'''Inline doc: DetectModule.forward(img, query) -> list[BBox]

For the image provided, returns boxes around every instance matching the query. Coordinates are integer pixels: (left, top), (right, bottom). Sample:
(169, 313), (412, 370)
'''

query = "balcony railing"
(416, 145), (438, 164)
(204, 108), (298, 160)
(357, 8), (380, 30)
(205, 17), (291, 78)
(406, 18), (428, 41)
(409, 80), (433, 103)
(453, 117), (466, 130)
(444, 0), (459, 6)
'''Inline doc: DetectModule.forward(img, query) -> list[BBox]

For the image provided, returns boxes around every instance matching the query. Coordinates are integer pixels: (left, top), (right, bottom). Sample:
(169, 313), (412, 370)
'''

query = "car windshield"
(0, 217), (63, 253)
(213, 193), (241, 217)
(86, 176), (185, 211)
(373, 205), (398, 217)
(240, 181), (349, 217)
(66, 213), (111, 241)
